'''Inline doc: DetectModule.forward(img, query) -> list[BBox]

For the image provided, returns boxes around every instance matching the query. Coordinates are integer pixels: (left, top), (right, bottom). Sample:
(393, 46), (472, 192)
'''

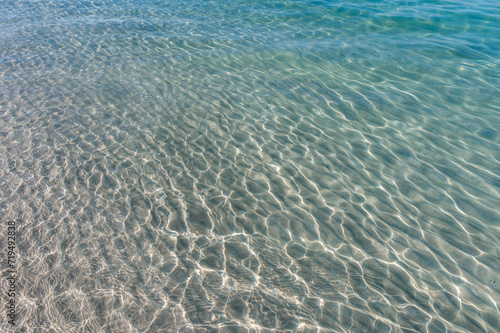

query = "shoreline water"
(1, 0), (499, 332)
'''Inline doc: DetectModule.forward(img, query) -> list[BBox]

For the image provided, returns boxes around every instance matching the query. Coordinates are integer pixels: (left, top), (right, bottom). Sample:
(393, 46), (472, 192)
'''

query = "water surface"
(1, 0), (499, 332)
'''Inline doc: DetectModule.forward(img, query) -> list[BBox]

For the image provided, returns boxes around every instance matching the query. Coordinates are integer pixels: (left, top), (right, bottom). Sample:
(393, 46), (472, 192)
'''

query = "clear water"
(1, 0), (499, 332)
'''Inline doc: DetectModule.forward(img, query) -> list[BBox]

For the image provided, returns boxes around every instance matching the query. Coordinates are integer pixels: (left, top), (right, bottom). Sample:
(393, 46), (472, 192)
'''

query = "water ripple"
(1, 0), (500, 332)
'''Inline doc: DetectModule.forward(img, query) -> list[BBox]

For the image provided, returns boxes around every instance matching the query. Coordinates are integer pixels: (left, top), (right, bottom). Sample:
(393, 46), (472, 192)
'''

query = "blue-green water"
(1, 0), (499, 332)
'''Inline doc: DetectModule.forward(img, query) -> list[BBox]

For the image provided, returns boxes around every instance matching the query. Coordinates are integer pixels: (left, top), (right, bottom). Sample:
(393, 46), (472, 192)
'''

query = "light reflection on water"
(0, 0), (499, 332)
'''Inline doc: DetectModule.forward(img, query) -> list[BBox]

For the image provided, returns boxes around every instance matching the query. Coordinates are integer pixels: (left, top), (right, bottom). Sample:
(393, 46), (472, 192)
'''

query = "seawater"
(1, 0), (499, 332)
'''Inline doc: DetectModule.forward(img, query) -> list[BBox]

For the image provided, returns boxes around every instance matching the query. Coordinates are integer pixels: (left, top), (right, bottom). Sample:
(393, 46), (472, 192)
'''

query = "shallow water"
(1, 0), (499, 332)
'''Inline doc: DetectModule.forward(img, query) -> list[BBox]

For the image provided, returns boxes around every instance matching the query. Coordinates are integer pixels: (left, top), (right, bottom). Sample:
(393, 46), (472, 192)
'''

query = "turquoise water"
(1, 0), (499, 332)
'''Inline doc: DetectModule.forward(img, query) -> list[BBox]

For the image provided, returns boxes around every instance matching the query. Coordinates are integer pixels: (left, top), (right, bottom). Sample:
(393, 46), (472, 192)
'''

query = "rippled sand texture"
(1, 0), (500, 332)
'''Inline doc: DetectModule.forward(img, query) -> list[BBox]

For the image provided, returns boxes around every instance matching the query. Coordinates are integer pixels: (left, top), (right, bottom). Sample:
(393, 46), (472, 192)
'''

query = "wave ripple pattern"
(0, 0), (499, 332)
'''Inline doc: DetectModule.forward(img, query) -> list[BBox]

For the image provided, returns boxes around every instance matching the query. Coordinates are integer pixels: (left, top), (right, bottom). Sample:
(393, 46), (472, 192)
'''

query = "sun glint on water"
(0, 0), (499, 332)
